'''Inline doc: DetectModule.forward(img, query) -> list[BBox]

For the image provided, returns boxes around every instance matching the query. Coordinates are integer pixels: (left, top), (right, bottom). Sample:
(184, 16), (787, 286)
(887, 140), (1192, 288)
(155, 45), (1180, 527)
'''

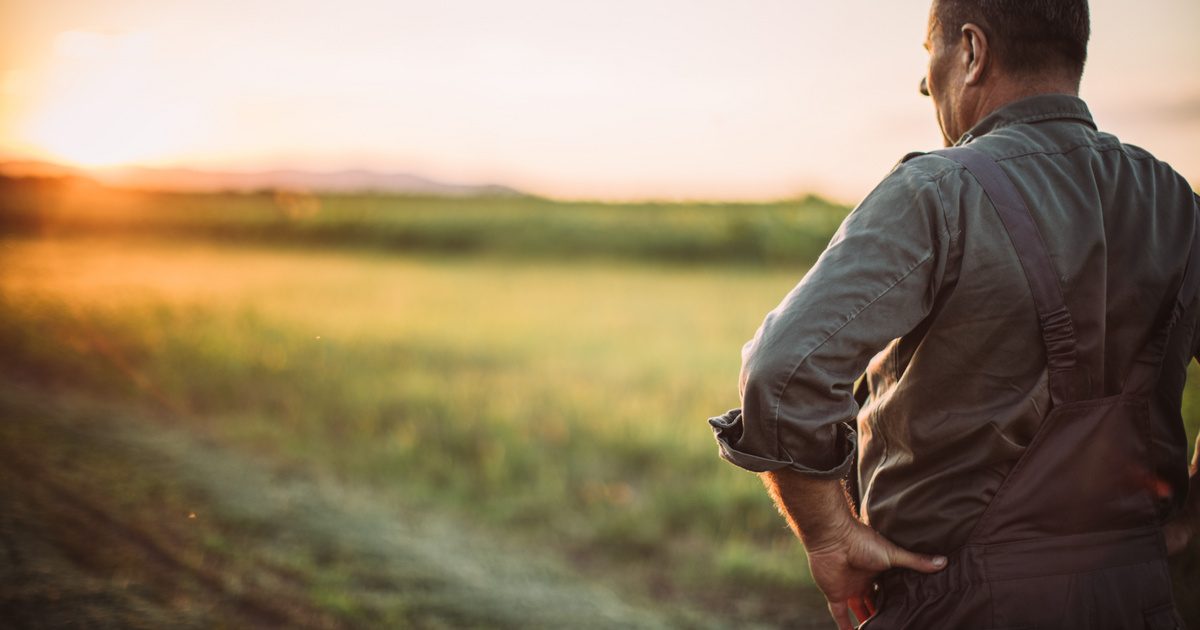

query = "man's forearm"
(760, 466), (947, 629)
(1184, 436), (1200, 530)
(1167, 436), (1200, 555)
(760, 468), (859, 550)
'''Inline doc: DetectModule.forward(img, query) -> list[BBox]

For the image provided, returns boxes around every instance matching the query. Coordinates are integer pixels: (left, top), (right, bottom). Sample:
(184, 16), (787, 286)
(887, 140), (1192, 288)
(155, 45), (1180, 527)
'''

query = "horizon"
(0, 156), (850, 204)
(1, 1), (1197, 203)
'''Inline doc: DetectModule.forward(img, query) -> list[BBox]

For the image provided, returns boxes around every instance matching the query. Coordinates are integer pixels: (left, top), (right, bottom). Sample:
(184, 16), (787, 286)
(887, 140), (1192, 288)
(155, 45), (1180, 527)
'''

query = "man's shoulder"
(963, 122), (1179, 177)
(897, 130), (1192, 195)
(881, 150), (959, 182)
(850, 152), (967, 224)
(869, 151), (966, 200)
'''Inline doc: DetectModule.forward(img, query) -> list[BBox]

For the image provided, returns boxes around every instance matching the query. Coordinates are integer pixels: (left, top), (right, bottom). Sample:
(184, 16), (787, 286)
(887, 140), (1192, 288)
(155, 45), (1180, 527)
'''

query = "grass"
(0, 385), (681, 629)
(0, 177), (849, 266)
(2, 192), (1198, 626)
(0, 238), (834, 627)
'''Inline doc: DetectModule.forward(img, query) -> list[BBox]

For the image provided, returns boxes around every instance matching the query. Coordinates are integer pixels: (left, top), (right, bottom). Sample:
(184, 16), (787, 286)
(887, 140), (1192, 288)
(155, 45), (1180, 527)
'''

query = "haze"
(1, 0), (1196, 202)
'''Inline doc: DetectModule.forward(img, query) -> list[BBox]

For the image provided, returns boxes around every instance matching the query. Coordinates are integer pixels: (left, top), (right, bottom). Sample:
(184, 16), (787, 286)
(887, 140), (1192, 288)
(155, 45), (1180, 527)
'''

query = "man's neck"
(960, 76), (1081, 138)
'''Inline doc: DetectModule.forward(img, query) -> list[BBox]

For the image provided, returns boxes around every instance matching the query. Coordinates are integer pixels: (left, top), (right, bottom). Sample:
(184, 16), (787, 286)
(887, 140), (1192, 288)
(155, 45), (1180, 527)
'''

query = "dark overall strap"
(933, 146), (1083, 405)
(1124, 206), (1200, 395)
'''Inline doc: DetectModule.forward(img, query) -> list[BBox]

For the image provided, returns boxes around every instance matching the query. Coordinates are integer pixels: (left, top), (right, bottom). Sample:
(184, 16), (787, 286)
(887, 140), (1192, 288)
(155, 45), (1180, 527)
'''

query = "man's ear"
(961, 23), (989, 86)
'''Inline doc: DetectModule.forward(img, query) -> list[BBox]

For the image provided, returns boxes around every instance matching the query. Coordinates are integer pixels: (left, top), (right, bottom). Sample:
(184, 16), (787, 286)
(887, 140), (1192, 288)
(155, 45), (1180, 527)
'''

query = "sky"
(0, 0), (1196, 202)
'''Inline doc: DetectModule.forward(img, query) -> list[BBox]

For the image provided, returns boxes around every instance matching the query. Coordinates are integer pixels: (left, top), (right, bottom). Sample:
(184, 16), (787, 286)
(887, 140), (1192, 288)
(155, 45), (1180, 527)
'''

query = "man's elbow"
(739, 355), (788, 420)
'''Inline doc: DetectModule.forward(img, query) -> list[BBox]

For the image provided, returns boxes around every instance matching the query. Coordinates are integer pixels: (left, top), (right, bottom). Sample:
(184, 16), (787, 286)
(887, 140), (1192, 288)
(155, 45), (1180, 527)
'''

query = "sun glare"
(18, 30), (200, 168)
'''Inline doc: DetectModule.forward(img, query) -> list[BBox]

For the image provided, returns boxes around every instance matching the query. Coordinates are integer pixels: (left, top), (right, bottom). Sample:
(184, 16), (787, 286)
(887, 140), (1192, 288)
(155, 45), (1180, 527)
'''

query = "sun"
(17, 30), (200, 168)
(26, 102), (180, 168)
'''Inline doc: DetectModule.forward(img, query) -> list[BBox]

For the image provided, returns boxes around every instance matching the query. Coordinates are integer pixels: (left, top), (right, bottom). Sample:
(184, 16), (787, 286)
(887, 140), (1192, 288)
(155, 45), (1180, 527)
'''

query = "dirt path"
(0, 385), (709, 629)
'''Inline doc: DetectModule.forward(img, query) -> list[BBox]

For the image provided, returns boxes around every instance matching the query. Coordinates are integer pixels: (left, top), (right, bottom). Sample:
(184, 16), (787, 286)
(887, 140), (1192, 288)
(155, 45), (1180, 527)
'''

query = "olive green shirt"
(710, 94), (1200, 553)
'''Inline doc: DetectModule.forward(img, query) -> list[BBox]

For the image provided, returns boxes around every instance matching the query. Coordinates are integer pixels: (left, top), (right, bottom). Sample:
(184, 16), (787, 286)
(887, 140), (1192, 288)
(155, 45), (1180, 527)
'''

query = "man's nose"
(919, 76), (930, 97)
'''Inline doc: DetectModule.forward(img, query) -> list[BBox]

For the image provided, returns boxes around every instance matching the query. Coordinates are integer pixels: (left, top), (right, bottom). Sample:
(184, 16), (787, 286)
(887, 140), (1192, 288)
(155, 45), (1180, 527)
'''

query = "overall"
(861, 147), (1197, 629)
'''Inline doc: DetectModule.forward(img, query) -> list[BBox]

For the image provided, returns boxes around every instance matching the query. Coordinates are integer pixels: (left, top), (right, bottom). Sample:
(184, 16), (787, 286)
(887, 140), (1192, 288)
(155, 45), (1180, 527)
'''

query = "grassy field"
(0, 237), (838, 627)
(1, 184), (1198, 628)
(0, 176), (848, 266)
(0, 384), (688, 629)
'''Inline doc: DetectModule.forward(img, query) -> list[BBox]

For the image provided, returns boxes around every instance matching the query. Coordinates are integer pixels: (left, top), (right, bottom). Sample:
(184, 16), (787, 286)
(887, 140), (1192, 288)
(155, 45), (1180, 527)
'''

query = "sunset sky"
(0, 0), (1196, 202)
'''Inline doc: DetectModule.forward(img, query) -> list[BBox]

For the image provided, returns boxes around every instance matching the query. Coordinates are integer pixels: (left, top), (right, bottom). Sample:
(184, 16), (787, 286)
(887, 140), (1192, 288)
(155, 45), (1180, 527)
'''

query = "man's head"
(922, 0), (1091, 146)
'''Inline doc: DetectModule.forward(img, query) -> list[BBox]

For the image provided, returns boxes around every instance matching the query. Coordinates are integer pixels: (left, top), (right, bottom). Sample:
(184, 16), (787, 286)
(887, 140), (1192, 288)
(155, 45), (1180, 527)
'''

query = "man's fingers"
(849, 597), (871, 626)
(885, 543), (947, 574)
(828, 601), (856, 630)
(1163, 521), (1191, 556)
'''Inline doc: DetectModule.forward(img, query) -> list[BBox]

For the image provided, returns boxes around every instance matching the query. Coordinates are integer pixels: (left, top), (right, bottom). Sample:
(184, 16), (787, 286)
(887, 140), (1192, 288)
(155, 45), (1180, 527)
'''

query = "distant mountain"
(0, 160), (90, 180)
(0, 160), (525, 197)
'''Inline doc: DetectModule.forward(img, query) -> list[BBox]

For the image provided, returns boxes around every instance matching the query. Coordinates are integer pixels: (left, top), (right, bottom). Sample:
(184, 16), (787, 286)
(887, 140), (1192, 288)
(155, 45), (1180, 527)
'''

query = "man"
(709, 1), (1199, 628)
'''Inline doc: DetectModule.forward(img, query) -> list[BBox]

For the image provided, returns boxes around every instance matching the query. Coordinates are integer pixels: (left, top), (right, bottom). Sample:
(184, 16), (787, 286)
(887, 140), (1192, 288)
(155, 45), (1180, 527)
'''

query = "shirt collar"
(955, 94), (1096, 146)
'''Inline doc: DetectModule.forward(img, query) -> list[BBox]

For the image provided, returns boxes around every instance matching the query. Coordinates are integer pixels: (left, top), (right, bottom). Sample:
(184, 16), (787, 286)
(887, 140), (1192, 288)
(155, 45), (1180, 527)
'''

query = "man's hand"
(805, 517), (946, 629)
(1166, 437), (1199, 556)
(1164, 517), (1192, 555)
(759, 470), (946, 629)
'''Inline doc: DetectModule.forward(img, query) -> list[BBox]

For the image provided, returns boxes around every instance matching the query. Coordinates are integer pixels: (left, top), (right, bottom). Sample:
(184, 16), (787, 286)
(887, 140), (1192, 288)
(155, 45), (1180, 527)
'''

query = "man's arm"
(711, 157), (959, 477)
(760, 469), (946, 629)
(1164, 440), (1199, 555)
(1165, 333), (1200, 555)
(710, 157), (960, 627)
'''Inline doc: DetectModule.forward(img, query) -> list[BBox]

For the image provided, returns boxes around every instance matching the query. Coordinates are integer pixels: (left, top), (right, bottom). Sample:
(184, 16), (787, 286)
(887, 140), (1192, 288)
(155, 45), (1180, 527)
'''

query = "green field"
(1, 184), (1197, 628)
(0, 177), (849, 266)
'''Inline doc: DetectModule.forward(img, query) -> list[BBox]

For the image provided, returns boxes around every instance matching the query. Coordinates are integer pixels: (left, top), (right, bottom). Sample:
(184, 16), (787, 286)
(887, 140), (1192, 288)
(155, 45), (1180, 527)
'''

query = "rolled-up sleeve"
(710, 157), (956, 477)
